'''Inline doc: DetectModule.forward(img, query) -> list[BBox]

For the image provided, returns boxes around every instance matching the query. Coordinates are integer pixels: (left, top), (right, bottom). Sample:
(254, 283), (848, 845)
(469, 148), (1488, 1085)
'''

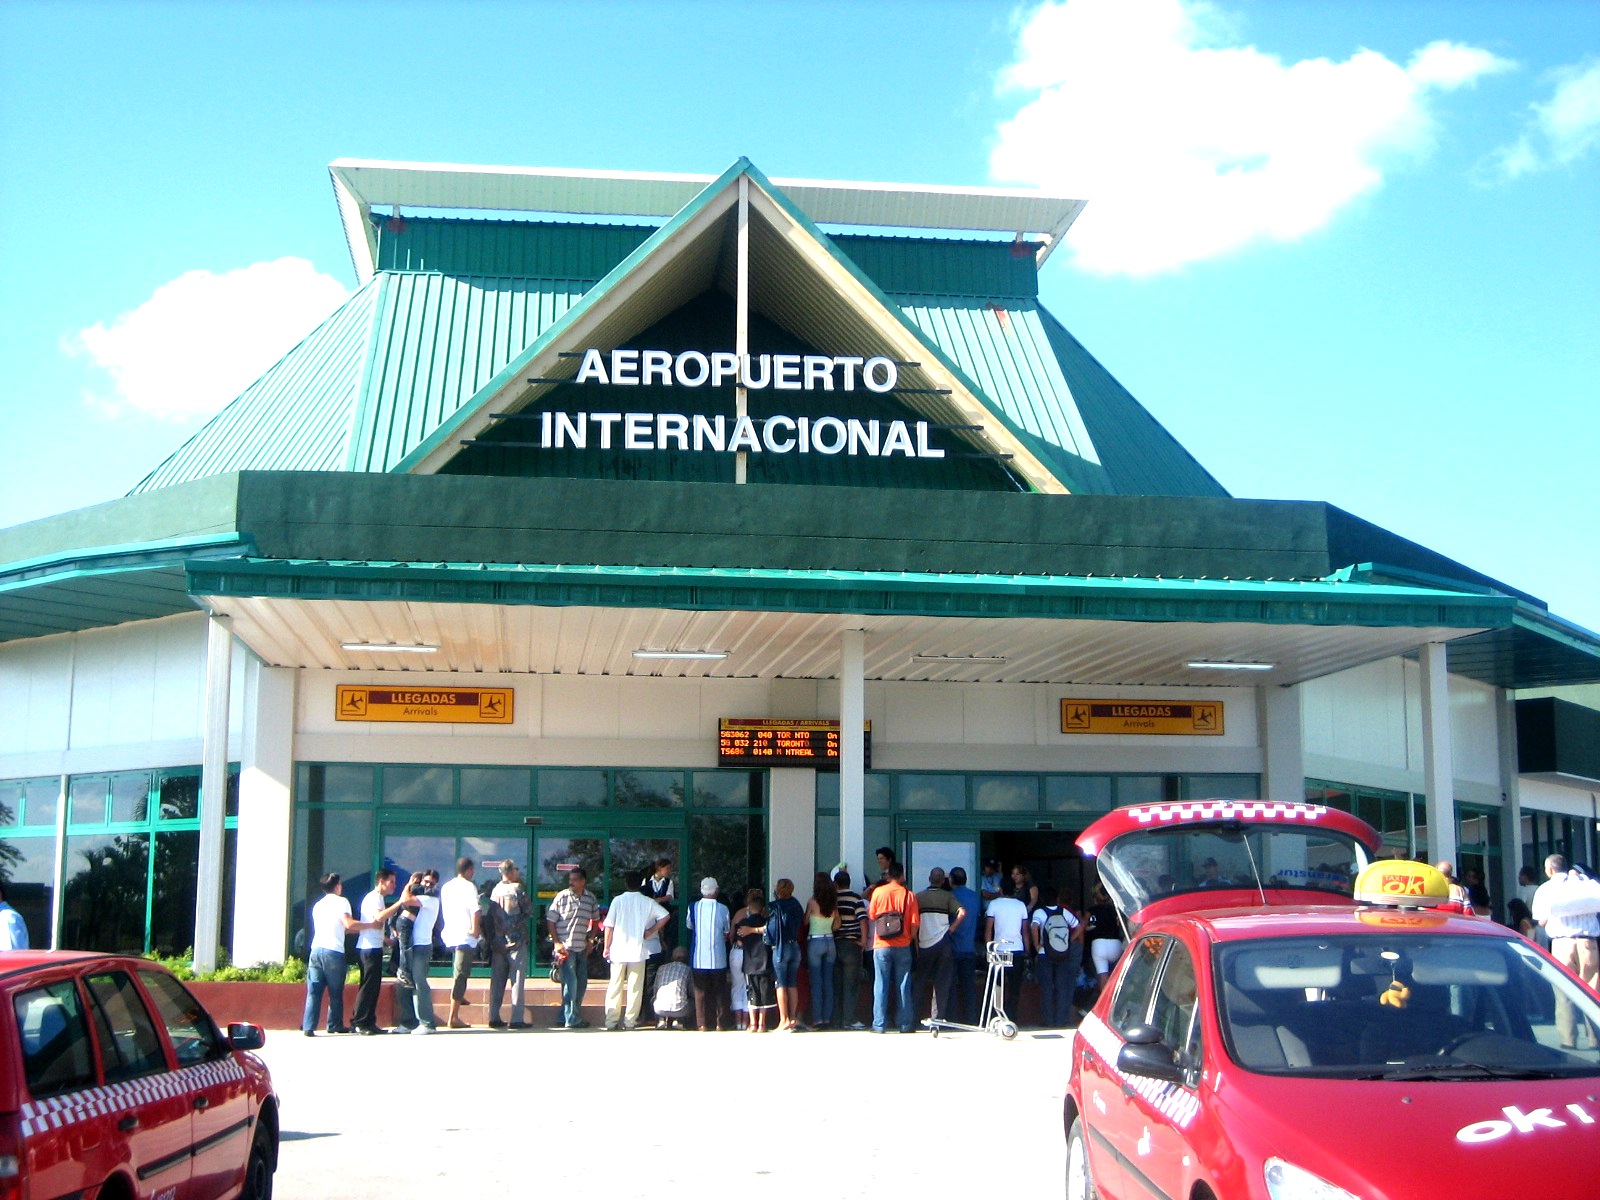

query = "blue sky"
(2, 0), (1596, 632)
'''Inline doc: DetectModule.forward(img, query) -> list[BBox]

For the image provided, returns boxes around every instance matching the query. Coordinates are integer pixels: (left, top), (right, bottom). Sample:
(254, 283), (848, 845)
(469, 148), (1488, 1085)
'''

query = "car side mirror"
(1118, 1027), (1185, 1084)
(228, 1023), (266, 1051)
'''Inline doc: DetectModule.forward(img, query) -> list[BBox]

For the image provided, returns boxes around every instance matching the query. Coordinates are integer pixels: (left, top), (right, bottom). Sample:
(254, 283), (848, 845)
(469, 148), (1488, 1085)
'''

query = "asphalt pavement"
(255, 1021), (1076, 1197)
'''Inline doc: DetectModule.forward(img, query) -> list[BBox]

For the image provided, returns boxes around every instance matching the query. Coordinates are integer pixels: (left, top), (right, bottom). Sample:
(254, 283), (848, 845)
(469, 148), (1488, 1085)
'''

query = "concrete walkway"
(256, 1023), (1075, 1195)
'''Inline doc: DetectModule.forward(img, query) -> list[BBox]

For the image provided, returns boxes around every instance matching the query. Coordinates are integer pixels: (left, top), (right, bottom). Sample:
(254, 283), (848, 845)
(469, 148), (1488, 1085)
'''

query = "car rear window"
(85, 971), (168, 1081)
(13, 979), (96, 1098)
(139, 969), (227, 1066)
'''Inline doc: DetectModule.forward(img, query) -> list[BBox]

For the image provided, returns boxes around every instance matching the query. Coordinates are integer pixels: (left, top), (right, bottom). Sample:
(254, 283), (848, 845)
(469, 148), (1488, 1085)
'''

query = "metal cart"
(925, 942), (1020, 1040)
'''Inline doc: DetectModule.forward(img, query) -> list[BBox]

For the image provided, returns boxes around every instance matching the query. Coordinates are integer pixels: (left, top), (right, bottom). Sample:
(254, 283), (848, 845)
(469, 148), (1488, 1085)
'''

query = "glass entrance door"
(381, 828), (533, 971)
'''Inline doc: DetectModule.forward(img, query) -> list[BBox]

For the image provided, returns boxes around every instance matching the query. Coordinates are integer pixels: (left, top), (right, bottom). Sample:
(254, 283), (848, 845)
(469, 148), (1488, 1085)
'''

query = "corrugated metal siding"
(350, 273), (588, 473)
(130, 280), (381, 493)
(891, 295), (1115, 495)
(373, 216), (655, 279)
(834, 234), (1039, 298)
(1037, 308), (1230, 498)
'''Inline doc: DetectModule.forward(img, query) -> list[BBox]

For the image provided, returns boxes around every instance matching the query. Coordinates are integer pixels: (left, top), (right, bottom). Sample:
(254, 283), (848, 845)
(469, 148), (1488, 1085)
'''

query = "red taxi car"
(0, 951), (278, 1200)
(1065, 800), (1600, 1200)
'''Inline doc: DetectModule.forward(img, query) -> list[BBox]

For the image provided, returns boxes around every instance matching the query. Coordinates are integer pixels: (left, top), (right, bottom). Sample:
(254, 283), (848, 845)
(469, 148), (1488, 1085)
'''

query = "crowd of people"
(300, 850), (1129, 1035)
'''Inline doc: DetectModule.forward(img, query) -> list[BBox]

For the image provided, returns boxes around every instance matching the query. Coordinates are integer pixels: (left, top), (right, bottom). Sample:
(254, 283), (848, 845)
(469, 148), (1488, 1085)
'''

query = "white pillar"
(838, 630), (866, 881)
(1260, 684), (1304, 802)
(1420, 642), (1457, 869)
(1495, 687), (1522, 912)
(193, 616), (234, 973)
(233, 663), (297, 966)
(768, 769), (816, 895)
(735, 173), (749, 486)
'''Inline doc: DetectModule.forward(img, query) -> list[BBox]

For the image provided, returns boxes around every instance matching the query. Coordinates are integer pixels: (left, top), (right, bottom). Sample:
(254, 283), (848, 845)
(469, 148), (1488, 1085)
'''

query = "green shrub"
(144, 951), (311, 983)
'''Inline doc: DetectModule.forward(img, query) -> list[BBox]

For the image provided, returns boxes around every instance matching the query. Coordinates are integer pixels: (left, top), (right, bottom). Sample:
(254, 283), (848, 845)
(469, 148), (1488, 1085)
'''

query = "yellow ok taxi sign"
(1353, 860), (1452, 907)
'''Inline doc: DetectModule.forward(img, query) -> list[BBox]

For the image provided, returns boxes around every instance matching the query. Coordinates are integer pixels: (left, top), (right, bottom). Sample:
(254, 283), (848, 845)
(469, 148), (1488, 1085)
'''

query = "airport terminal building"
(2, 158), (1597, 967)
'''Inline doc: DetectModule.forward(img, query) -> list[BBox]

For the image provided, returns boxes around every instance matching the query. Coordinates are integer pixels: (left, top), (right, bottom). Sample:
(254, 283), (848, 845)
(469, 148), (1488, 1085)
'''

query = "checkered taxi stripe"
(20, 1058), (246, 1138)
(1127, 801), (1329, 826)
(1078, 1012), (1201, 1130)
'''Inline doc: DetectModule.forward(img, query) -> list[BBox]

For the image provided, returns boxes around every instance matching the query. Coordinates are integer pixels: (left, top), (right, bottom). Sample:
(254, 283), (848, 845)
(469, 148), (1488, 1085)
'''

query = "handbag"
(872, 891), (906, 939)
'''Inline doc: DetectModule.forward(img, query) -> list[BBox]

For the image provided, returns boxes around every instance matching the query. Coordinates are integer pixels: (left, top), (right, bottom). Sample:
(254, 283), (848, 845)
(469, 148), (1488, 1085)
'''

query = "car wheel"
(243, 1124), (276, 1200)
(1066, 1117), (1099, 1200)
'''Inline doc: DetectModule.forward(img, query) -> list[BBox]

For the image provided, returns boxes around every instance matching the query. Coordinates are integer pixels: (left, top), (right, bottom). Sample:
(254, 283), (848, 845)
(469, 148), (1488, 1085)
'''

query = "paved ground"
(255, 1021), (1076, 1197)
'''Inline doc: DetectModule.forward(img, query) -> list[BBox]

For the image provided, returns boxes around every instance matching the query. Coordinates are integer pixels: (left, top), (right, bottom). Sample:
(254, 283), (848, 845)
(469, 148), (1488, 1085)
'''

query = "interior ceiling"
(205, 595), (1480, 689)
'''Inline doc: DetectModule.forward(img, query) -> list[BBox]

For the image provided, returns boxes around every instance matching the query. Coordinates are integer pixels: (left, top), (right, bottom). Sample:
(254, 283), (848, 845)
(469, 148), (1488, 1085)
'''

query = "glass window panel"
(227, 769), (239, 819)
(973, 776), (1038, 812)
(298, 763), (376, 806)
(68, 776), (107, 826)
(149, 831), (198, 958)
(1110, 933), (1170, 1032)
(690, 771), (764, 809)
(139, 969), (226, 1066)
(690, 814), (766, 907)
(614, 770), (682, 808)
(606, 836), (680, 909)
(1044, 776), (1113, 813)
(814, 813), (839, 874)
(0, 781), (18, 827)
(538, 769), (608, 808)
(291, 808), (374, 959)
(1183, 774), (1258, 800)
(898, 774), (966, 811)
(15, 980), (95, 1098)
(85, 971), (167, 1081)
(21, 777), (59, 829)
(0, 834), (56, 948)
(1115, 776), (1174, 805)
(382, 766), (453, 806)
(865, 815), (894, 875)
(109, 774), (150, 824)
(815, 772), (890, 811)
(158, 773), (200, 821)
(533, 835), (604, 900)
(459, 767), (531, 808)
(62, 833), (149, 953)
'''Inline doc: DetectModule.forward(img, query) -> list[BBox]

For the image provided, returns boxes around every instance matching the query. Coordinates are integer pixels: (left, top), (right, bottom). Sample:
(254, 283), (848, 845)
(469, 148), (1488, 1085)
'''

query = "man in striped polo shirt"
(688, 876), (731, 1031)
(547, 868), (599, 1030)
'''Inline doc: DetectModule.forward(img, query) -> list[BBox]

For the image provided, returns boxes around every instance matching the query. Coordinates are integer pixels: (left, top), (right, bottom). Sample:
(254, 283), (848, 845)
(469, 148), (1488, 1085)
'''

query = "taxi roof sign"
(1353, 860), (1452, 908)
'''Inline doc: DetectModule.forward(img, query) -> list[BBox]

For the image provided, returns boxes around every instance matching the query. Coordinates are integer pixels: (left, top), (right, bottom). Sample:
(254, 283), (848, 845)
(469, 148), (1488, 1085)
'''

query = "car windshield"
(1098, 822), (1368, 915)
(1216, 933), (1600, 1079)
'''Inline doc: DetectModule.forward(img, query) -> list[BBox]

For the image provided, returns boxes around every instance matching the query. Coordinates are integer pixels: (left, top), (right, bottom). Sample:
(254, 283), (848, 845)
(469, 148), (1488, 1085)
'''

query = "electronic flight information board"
(718, 718), (871, 770)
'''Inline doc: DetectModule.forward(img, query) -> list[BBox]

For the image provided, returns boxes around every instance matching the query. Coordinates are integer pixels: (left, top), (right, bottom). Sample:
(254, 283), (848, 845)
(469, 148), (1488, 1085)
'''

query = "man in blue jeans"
(547, 867), (600, 1029)
(948, 867), (981, 1024)
(303, 872), (379, 1037)
(867, 862), (922, 1033)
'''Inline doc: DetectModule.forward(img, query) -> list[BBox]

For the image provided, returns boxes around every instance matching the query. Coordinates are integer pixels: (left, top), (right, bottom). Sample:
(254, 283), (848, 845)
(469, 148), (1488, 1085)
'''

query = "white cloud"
(70, 258), (350, 419)
(1487, 58), (1600, 180)
(990, 0), (1514, 276)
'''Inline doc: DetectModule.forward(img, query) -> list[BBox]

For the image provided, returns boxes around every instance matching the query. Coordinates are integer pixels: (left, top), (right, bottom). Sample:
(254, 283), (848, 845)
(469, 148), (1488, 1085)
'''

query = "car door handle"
(118, 1116), (139, 1131)
(193, 1096), (210, 1110)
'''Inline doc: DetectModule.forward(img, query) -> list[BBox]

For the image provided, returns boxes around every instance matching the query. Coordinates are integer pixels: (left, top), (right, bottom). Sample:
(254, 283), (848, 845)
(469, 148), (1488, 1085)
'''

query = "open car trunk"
(1076, 800), (1383, 932)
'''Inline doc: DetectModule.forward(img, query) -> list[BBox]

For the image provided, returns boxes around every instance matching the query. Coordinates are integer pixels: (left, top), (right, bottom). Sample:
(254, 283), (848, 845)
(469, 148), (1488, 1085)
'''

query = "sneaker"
(849, 1021), (867, 1030)
(328, 1025), (353, 1035)
(566, 1019), (591, 1029)
(411, 1025), (436, 1036)
(356, 1026), (386, 1036)
(509, 1022), (530, 1030)
(302, 1029), (315, 1038)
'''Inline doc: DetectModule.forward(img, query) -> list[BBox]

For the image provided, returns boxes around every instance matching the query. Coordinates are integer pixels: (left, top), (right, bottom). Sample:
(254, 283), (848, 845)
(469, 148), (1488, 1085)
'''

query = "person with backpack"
(487, 859), (533, 1029)
(1029, 884), (1083, 1028)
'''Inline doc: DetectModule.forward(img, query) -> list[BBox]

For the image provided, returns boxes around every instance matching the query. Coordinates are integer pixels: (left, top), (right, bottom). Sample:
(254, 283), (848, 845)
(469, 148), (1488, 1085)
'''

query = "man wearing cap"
(487, 859), (533, 1029)
(687, 876), (731, 1031)
(1531, 853), (1600, 1049)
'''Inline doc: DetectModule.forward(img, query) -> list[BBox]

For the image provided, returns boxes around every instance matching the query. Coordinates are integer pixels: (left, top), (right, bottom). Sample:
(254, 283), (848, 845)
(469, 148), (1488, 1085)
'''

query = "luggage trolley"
(925, 942), (1019, 1040)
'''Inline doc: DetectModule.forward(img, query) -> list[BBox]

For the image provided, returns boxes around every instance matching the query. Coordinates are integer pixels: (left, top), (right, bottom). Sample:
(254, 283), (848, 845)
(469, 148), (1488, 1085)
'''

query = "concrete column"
(768, 768), (816, 895)
(1419, 642), (1457, 868)
(1259, 684), (1304, 802)
(233, 663), (297, 966)
(838, 630), (865, 882)
(1495, 687), (1522, 911)
(193, 616), (234, 973)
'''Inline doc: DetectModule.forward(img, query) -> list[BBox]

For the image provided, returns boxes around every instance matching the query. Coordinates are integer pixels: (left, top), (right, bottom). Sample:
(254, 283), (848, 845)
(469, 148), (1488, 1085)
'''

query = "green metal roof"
(832, 234), (1040, 299)
(373, 215), (653, 278)
(131, 280), (382, 494)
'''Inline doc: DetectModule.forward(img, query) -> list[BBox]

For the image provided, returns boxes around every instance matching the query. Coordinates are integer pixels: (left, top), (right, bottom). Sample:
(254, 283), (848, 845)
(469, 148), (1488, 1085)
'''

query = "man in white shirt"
(352, 870), (405, 1035)
(0, 884), (28, 950)
(602, 873), (670, 1030)
(687, 876), (731, 1030)
(302, 873), (378, 1037)
(396, 870), (443, 1034)
(985, 875), (1030, 1025)
(1531, 853), (1600, 1050)
(440, 856), (482, 1029)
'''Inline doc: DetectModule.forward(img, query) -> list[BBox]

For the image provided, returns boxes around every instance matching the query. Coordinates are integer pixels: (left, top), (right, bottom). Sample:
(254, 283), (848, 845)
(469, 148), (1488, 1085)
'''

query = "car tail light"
(0, 1112), (22, 1200)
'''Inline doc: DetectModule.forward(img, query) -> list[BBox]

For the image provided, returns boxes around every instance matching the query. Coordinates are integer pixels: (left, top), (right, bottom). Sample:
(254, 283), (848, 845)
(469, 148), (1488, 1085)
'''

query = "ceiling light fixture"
(341, 641), (438, 654)
(1186, 660), (1274, 671)
(912, 654), (1007, 663)
(632, 649), (729, 661)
